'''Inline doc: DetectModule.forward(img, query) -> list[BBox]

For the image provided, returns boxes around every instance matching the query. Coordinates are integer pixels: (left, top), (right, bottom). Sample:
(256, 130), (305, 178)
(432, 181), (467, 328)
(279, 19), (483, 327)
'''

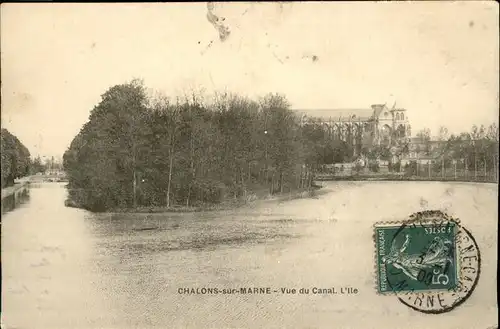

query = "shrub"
(369, 162), (380, 173)
(354, 162), (364, 174)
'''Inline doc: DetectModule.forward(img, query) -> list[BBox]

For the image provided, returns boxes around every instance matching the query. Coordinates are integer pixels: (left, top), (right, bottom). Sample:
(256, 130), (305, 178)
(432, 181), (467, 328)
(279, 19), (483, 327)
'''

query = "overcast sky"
(1, 2), (498, 158)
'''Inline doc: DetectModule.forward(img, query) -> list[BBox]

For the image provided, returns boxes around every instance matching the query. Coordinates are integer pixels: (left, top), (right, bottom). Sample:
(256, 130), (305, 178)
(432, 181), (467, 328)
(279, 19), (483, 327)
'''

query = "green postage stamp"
(374, 210), (481, 314)
(375, 218), (458, 294)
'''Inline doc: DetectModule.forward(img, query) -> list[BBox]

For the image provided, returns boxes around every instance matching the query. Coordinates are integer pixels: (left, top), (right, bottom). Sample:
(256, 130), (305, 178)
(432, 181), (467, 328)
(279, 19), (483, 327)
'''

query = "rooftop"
(294, 109), (375, 122)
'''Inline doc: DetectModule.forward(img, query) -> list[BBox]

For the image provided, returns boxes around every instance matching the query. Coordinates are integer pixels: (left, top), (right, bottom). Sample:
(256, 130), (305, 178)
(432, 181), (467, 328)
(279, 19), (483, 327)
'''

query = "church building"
(295, 103), (411, 154)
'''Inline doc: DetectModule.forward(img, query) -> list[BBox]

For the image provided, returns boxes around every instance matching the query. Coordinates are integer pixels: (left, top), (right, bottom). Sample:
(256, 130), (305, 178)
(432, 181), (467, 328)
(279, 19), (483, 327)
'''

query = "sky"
(1, 2), (498, 158)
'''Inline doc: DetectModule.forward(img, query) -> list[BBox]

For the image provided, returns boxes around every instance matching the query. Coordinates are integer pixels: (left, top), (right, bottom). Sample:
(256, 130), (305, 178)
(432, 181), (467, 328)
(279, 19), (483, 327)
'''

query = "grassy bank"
(65, 185), (323, 213)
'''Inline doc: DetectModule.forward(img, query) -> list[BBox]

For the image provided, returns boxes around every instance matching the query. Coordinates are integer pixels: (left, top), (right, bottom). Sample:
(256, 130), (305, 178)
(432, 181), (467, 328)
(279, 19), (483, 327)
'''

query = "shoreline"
(63, 176), (497, 214)
(65, 186), (323, 214)
(1, 181), (30, 200)
(315, 175), (498, 184)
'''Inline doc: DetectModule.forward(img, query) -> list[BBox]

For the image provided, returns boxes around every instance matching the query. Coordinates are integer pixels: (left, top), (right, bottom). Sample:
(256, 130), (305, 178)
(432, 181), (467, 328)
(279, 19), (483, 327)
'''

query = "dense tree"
(63, 80), (150, 210)
(30, 156), (46, 174)
(64, 82), (323, 211)
(1, 128), (31, 188)
(415, 128), (432, 155)
(63, 81), (499, 211)
(443, 123), (499, 170)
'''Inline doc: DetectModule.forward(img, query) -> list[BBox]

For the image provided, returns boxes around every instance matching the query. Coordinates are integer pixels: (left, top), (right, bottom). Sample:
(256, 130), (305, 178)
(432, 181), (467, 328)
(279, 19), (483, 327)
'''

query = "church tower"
(390, 104), (411, 142)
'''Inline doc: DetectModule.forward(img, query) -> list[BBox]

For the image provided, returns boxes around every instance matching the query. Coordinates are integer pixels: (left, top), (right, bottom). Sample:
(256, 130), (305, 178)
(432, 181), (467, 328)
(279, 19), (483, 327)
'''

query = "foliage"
(368, 162), (380, 173)
(436, 123), (498, 169)
(63, 81), (500, 211)
(63, 82), (323, 211)
(404, 161), (419, 176)
(30, 156), (46, 174)
(1, 128), (31, 188)
(404, 123), (498, 178)
(353, 162), (364, 174)
(415, 128), (432, 155)
(390, 162), (401, 172)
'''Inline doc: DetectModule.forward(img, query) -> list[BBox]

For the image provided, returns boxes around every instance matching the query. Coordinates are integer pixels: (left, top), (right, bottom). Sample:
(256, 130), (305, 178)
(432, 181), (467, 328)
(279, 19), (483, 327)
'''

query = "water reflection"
(4, 182), (496, 328)
(85, 212), (296, 254)
(1, 187), (30, 215)
(2, 183), (303, 329)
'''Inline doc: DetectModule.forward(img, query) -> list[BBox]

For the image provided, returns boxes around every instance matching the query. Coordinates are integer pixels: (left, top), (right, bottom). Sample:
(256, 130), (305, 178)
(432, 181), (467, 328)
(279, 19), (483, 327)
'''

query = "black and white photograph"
(1, 2), (498, 329)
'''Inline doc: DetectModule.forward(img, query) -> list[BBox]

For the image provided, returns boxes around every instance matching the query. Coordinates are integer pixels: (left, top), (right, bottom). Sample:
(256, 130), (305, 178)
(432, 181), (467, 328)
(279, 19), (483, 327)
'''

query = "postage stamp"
(375, 217), (458, 294)
(374, 210), (481, 314)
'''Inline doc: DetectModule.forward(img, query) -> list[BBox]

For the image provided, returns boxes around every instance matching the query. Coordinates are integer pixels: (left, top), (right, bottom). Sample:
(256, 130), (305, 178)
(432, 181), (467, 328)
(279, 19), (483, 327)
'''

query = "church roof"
(294, 109), (375, 122)
(371, 104), (386, 118)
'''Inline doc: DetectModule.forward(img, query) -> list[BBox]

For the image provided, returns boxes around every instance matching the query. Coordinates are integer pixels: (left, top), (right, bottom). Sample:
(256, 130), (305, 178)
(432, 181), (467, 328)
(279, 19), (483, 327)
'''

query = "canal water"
(1, 181), (497, 329)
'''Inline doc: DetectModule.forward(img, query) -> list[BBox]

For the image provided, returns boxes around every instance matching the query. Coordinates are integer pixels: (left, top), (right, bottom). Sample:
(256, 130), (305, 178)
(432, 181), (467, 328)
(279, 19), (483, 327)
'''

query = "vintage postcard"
(1, 2), (498, 329)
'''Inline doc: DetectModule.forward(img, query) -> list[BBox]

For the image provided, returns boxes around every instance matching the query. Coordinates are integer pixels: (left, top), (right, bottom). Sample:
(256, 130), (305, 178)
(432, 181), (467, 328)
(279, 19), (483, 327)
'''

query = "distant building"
(404, 137), (448, 161)
(295, 103), (411, 155)
(44, 169), (66, 176)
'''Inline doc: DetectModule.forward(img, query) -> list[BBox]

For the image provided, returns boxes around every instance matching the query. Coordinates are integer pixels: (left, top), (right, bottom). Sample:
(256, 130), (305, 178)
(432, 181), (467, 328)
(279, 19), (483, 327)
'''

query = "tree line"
(30, 155), (64, 173)
(0, 129), (59, 189)
(63, 80), (499, 211)
(409, 124), (499, 176)
(1, 128), (31, 188)
(309, 119), (498, 176)
(63, 80), (329, 211)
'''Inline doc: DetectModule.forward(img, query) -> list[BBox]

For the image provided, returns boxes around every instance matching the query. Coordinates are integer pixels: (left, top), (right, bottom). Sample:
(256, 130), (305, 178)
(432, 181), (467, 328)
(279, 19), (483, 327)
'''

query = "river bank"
(1, 181), (30, 215)
(1, 181), (29, 199)
(64, 185), (323, 214)
(315, 174), (498, 183)
(2, 175), (68, 200)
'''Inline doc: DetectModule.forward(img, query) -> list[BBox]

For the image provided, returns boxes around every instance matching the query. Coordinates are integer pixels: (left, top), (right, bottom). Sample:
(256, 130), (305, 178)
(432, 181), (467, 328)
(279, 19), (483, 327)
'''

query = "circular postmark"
(379, 210), (481, 314)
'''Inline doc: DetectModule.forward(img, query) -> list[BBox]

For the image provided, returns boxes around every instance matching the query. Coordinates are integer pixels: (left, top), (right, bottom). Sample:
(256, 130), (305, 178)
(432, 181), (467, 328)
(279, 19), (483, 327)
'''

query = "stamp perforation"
(373, 210), (462, 296)
(373, 209), (481, 314)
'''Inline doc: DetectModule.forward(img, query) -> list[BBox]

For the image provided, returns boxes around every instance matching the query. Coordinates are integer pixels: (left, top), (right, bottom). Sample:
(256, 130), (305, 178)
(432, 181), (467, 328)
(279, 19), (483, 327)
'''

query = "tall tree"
(64, 79), (149, 210)
(1, 128), (31, 188)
